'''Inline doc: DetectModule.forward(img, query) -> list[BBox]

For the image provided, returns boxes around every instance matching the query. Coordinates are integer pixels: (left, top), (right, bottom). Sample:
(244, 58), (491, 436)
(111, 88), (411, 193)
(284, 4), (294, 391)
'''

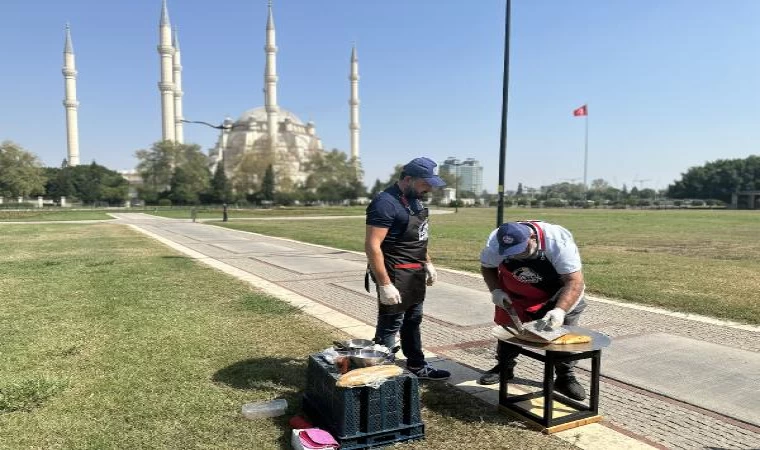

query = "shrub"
(157, 198), (172, 207)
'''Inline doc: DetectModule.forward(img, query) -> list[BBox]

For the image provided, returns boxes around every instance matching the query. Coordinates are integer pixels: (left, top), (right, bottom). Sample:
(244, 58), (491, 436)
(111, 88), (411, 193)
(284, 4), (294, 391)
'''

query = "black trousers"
(497, 299), (586, 377)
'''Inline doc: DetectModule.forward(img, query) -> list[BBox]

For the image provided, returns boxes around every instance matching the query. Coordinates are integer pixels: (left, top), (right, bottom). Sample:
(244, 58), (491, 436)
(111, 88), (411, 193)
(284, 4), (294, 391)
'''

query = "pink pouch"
(299, 428), (339, 449)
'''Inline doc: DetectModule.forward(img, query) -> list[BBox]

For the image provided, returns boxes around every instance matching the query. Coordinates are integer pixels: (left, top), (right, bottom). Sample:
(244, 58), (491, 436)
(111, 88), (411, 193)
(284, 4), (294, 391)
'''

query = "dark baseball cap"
(402, 157), (446, 188)
(496, 222), (533, 257)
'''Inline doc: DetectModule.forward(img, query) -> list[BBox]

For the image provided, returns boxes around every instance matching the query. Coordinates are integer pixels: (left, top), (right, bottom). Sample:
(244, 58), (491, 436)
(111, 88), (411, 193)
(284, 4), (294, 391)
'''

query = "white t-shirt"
(479, 222), (582, 274)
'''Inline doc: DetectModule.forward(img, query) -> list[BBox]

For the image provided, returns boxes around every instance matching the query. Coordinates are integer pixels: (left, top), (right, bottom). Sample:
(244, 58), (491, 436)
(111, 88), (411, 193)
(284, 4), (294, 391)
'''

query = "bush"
(157, 198), (172, 207)
(544, 198), (566, 208)
(691, 199), (705, 207)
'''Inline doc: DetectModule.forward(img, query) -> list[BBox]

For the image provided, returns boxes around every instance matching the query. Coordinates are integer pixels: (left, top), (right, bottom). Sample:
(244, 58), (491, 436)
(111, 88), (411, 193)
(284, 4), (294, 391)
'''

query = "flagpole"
(583, 105), (589, 200)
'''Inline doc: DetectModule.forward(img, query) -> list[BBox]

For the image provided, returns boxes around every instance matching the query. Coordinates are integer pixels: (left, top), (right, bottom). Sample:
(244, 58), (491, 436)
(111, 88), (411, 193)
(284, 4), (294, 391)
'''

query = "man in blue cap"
(477, 220), (588, 400)
(364, 157), (450, 380)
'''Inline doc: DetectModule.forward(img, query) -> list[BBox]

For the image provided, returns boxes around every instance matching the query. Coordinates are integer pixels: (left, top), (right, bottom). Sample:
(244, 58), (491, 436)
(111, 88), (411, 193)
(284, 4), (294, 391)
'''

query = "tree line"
(2, 138), (756, 207)
(0, 141), (128, 204)
(135, 141), (366, 205)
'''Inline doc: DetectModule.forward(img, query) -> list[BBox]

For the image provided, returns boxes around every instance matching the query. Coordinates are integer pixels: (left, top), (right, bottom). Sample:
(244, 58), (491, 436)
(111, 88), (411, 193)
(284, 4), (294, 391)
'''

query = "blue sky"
(1, 0), (758, 193)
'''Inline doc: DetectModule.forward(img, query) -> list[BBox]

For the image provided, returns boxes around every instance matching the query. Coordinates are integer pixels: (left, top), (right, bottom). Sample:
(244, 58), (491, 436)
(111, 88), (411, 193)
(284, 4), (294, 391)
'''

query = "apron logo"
(418, 219), (429, 241)
(513, 267), (542, 283)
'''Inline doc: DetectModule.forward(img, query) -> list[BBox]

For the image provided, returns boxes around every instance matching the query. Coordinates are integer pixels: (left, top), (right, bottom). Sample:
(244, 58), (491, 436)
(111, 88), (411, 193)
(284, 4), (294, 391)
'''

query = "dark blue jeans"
(374, 302), (425, 368)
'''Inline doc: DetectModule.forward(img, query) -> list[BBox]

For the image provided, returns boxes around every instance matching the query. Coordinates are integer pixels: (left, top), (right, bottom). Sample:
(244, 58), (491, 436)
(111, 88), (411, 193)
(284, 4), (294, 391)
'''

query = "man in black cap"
(364, 157), (450, 380)
(477, 221), (588, 400)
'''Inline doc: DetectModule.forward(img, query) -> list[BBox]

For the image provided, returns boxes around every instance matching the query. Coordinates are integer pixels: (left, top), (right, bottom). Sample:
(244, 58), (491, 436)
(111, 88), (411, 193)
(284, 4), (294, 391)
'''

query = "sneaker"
(477, 364), (514, 385)
(554, 375), (586, 401)
(408, 364), (450, 381)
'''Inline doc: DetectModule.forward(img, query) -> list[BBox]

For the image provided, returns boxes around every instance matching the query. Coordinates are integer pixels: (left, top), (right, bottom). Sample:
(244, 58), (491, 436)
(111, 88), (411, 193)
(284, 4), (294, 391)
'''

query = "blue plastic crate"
(303, 353), (424, 446)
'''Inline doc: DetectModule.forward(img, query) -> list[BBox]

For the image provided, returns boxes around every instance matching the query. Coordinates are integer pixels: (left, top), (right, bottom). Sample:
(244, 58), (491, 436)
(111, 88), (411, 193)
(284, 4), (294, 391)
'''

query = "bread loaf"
(336, 365), (403, 387)
(552, 333), (591, 345)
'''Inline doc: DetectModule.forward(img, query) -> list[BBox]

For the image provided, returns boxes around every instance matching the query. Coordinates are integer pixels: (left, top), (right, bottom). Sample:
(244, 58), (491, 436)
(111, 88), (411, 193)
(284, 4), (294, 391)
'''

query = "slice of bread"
(336, 365), (403, 387)
(552, 333), (592, 345)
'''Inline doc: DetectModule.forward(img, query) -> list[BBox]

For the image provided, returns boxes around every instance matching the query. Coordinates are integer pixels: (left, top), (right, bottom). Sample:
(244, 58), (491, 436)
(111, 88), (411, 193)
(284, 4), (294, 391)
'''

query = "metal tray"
(492, 325), (612, 353)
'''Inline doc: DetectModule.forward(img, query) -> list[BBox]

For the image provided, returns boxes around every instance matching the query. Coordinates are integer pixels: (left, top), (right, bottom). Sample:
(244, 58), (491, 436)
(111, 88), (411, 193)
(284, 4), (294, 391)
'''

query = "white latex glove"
(424, 262), (437, 286)
(378, 284), (402, 306)
(490, 289), (512, 309)
(538, 307), (566, 330)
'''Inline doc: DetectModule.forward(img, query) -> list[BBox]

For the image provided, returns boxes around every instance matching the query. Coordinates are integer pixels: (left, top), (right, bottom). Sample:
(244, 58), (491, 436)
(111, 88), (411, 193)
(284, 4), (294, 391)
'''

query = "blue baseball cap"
(402, 157), (446, 188)
(496, 222), (533, 257)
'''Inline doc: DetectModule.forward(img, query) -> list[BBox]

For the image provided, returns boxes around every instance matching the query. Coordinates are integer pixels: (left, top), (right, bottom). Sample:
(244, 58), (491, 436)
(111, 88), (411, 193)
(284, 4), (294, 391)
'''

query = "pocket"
(393, 268), (427, 304)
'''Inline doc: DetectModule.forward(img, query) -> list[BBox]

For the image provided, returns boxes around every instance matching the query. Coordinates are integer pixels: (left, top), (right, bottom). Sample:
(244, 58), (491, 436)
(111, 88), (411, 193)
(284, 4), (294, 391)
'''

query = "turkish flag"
(573, 105), (588, 116)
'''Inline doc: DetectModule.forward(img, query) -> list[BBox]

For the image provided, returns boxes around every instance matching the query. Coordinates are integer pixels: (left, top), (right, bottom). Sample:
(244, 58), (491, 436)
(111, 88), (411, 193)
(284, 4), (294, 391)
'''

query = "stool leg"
(499, 363), (508, 406)
(590, 351), (601, 414)
(543, 352), (556, 426)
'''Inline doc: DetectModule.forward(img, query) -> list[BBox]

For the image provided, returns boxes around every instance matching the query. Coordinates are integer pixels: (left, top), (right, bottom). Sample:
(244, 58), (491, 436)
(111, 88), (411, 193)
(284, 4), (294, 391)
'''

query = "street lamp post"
(455, 169), (460, 214)
(496, 0), (512, 228)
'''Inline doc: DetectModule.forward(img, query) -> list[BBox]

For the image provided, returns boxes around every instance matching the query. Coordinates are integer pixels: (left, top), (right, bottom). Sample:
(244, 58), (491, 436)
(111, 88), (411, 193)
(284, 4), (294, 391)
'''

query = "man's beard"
(404, 186), (430, 202)
(404, 185), (419, 200)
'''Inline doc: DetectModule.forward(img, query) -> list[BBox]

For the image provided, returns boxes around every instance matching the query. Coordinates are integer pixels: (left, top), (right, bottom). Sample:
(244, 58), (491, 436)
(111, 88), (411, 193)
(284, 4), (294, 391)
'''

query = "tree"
(590, 179), (609, 191)
(516, 182), (524, 196)
(0, 141), (47, 198)
(209, 162), (231, 203)
(172, 144), (210, 202)
(169, 166), (198, 204)
(62, 162), (128, 205)
(369, 179), (385, 198)
(135, 141), (179, 195)
(668, 155), (760, 202)
(43, 167), (75, 199)
(304, 149), (365, 202)
(232, 152), (273, 196)
(260, 164), (275, 201)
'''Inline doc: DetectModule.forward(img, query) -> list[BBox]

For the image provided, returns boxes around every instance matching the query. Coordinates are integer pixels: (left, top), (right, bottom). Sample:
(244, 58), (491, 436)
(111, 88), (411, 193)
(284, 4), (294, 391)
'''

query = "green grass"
(0, 210), (113, 221)
(147, 206), (367, 219)
(0, 224), (573, 449)
(217, 208), (760, 325)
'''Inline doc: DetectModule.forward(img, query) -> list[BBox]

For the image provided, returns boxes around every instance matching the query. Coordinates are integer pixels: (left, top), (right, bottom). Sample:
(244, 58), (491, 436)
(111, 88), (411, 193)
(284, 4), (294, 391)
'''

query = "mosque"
(156, 0), (361, 186)
(62, 0), (361, 187)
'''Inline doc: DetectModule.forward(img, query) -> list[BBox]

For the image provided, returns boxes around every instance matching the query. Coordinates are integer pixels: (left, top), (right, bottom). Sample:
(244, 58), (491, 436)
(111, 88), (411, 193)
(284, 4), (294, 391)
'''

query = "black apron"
(366, 195), (429, 314)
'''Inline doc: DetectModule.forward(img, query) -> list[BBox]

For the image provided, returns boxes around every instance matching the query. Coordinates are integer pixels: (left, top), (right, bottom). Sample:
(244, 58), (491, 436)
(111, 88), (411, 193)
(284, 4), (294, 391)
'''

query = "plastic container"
(304, 353), (424, 449)
(241, 399), (288, 419)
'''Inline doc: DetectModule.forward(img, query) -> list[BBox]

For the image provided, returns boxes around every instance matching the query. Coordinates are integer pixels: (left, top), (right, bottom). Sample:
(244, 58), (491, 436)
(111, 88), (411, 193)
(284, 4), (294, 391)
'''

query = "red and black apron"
(368, 195), (430, 314)
(494, 221), (564, 326)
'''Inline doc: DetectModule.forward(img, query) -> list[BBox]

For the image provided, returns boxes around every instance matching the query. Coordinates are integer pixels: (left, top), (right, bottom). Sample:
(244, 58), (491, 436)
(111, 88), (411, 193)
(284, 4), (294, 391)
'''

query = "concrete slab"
(333, 279), (493, 327)
(211, 241), (297, 254)
(555, 423), (657, 450)
(255, 254), (366, 274)
(595, 333), (760, 426)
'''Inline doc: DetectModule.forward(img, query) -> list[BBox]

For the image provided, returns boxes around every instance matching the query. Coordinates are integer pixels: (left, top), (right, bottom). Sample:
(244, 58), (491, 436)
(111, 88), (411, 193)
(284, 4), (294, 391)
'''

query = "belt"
(393, 263), (423, 269)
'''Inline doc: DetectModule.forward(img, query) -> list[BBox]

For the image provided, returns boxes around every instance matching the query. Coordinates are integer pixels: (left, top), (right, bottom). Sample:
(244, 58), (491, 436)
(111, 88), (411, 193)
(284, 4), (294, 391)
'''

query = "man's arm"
(480, 266), (500, 292)
(555, 271), (585, 311)
(365, 225), (391, 285)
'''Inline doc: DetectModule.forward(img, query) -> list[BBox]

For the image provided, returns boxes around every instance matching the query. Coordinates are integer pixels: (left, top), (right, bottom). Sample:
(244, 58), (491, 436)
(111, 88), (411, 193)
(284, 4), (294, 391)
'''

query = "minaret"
(158, 0), (176, 142)
(172, 26), (184, 144)
(349, 44), (360, 163)
(264, 0), (279, 151)
(62, 24), (80, 166)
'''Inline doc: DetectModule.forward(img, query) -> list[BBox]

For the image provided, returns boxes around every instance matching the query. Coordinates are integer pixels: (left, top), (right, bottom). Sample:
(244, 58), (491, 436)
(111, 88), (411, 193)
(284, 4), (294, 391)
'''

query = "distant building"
(731, 191), (760, 209)
(440, 157), (483, 195)
(119, 170), (143, 200)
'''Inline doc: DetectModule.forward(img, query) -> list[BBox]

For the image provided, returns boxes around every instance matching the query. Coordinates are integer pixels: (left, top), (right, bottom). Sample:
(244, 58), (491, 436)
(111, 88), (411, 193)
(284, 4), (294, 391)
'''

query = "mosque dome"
(235, 106), (304, 126)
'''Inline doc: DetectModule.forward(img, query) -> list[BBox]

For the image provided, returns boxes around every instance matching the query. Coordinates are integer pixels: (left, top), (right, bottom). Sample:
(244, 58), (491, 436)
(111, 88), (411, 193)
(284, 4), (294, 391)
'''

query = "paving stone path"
(111, 214), (760, 450)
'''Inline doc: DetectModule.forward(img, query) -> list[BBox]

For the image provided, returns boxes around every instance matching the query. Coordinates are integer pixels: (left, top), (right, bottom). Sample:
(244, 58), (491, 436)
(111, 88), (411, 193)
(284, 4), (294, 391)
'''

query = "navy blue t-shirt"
(365, 184), (424, 245)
